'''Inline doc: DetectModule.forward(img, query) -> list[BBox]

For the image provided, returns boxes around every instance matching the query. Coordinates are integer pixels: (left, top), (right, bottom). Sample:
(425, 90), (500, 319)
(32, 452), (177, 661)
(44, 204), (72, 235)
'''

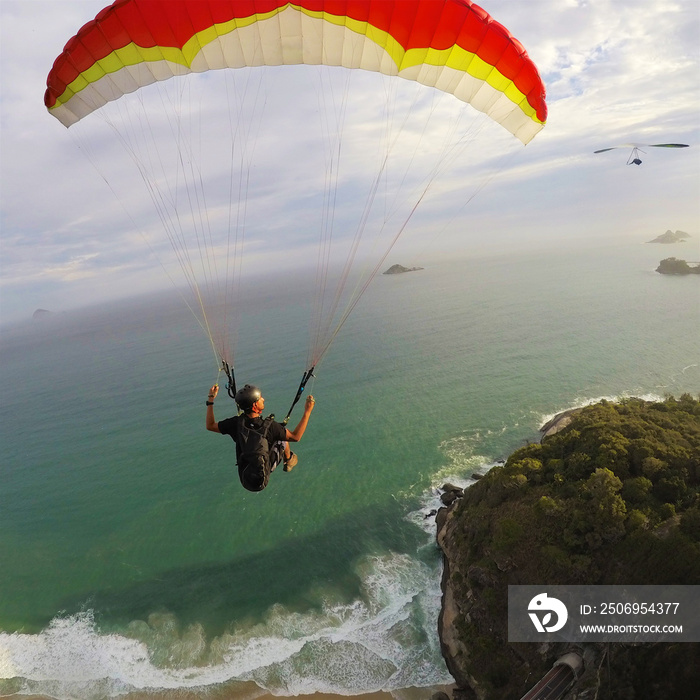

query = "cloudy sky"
(1, 0), (698, 326)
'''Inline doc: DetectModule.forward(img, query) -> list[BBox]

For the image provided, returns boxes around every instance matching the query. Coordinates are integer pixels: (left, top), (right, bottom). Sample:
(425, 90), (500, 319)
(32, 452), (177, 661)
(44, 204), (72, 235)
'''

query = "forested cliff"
(437, 396), (700, 699)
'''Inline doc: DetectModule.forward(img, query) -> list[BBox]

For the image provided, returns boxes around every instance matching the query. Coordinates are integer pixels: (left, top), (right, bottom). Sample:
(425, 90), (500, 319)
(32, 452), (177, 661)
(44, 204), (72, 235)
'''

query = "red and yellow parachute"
(45, 0), (546, 143)
(45, 1), (546, 389)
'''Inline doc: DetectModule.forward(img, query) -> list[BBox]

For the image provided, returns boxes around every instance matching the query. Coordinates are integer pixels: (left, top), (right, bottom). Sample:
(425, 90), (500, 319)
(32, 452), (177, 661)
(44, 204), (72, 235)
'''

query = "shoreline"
(17, 687), (456, 700)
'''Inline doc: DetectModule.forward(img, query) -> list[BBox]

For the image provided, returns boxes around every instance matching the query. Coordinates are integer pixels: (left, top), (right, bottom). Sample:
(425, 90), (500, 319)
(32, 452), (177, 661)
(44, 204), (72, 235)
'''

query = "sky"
(1, 0), (699, 326)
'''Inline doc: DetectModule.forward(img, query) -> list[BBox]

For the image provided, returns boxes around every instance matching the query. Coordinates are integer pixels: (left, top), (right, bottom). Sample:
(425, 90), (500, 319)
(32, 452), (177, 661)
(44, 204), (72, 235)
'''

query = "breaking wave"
(0, 551), (450, 699)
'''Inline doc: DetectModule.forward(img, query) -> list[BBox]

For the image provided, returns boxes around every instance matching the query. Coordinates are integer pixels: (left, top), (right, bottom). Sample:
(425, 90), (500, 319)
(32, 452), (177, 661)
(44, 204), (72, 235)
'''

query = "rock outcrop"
(383, 264), (424, 274)
(539, 408), (583, 439)
(655, 257), (700, 275)
(647, 230), (691, 244)
(32, 308), (53, 320)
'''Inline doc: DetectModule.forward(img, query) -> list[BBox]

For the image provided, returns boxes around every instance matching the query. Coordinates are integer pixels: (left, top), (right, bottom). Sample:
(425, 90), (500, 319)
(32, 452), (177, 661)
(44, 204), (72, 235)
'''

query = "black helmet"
(235, 384), (262, 411)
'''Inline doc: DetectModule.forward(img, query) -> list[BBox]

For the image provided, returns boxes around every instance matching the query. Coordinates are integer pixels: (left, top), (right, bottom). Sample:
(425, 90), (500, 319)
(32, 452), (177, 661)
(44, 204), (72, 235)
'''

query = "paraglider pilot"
(206, 383), (315, 491)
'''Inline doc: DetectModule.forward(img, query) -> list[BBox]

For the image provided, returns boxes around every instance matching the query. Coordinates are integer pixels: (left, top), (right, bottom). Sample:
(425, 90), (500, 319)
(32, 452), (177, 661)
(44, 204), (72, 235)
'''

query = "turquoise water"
(1, 239), (699, 697)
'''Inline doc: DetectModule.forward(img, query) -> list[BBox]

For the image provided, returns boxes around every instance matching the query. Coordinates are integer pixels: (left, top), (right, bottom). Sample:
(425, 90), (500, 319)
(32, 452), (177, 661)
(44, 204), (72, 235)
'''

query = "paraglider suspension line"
(282, 366), (315, 425)
(222, 360), (237, 400)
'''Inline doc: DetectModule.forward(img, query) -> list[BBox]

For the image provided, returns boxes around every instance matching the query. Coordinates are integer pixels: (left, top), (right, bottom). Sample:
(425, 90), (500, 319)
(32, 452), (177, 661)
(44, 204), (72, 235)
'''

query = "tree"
(585, 468), (627, 542)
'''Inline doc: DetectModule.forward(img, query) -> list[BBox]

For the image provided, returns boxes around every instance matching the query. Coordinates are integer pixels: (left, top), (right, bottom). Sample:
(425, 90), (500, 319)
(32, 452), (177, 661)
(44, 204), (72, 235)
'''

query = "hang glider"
(594, 143), (689, 165)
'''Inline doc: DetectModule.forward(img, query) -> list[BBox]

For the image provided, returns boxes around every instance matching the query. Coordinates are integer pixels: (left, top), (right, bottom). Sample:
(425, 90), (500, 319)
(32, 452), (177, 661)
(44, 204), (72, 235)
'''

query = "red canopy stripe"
(45, 0), (546, 125)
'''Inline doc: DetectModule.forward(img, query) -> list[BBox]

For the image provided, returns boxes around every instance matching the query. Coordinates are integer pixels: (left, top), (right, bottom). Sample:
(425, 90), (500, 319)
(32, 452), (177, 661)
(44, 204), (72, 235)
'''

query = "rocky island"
(656, 257), (700, 275)
(647, 229), (692, 244)
(32, 308), (54, 320)
(383, 264), (424, 275)
(435, 396), (700, 699)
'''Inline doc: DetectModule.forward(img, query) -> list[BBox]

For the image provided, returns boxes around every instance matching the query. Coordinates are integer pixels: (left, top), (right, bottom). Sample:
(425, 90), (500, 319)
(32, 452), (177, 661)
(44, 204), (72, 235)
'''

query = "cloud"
(1, 0), (698, 325)
(38, 253), (101, 282)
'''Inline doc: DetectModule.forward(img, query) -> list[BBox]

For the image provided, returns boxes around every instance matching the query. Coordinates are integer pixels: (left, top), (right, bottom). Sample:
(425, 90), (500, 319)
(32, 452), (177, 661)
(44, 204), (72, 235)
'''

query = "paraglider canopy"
(44, 0), (547, 415)
(45, 0), (547, 143)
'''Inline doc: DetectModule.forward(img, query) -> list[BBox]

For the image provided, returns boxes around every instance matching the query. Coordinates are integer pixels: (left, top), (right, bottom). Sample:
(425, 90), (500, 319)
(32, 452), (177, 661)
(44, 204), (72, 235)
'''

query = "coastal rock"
(436, 506), (481, 695)
(440, 491), (460, 506)
(435, 506), (449, 532)
(655, 257), (700, 275)
(539, 408), (583, 440)
(431, 691), (452, 700)
(383, 264), (424, 275)
(442, 483), (465, 497)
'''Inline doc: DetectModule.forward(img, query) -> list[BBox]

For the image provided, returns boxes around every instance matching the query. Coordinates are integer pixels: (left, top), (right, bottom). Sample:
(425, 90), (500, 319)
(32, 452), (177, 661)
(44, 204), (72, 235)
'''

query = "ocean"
(1, 238), (699, 698)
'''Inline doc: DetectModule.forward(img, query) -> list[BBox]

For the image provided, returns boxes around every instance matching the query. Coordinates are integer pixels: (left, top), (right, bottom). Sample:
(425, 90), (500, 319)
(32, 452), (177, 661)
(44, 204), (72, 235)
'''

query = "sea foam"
(538, 391), (666, 430)
(0, 551), (451, 698)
